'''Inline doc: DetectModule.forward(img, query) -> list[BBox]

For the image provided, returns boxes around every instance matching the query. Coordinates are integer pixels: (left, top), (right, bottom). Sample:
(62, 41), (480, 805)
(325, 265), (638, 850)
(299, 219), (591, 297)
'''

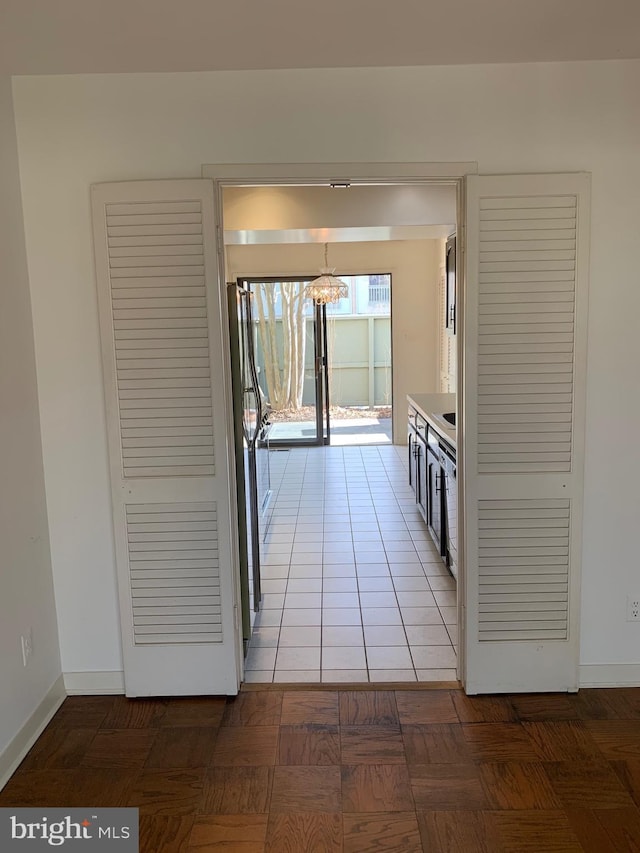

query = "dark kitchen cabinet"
(426, 432), (444, 557)
(408, 401), (456, 575)
(407, 407), (428, 522)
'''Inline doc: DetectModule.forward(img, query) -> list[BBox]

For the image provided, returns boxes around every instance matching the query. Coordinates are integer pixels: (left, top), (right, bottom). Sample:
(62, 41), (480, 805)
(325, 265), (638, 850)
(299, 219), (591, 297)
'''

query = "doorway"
(212, 165), (465, 685)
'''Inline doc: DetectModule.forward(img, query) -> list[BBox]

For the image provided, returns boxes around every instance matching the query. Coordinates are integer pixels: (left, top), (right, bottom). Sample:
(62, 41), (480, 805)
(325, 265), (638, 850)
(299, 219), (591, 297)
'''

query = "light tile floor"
(244, 444), (457, 683)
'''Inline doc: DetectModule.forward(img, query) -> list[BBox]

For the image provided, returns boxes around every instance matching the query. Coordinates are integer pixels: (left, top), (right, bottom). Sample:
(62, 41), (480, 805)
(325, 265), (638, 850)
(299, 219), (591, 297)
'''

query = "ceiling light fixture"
(304, 243), (349, 305)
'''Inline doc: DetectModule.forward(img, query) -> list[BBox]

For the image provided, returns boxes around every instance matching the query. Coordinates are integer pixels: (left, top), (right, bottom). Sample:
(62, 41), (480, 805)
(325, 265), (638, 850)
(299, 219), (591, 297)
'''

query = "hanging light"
(304, 243), (349, 305)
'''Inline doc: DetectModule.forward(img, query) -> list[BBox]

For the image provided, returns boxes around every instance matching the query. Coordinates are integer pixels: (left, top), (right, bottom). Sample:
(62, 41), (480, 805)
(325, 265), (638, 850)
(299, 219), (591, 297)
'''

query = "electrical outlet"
(627, 597), (640, 622)
(21, 628), (33, 667)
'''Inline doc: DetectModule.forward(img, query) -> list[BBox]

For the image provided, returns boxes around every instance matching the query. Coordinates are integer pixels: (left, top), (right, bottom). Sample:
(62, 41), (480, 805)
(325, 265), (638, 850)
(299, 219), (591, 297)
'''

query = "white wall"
(12, 60), (640, 676)
(226, 240), (441, 442)
(0, 76), (61, 758)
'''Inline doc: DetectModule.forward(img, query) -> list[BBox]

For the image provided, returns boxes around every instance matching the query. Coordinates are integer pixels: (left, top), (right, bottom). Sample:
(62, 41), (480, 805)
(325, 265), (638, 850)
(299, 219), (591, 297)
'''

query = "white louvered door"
(91, 180), (240, 696)
(463, 173), (590, 694)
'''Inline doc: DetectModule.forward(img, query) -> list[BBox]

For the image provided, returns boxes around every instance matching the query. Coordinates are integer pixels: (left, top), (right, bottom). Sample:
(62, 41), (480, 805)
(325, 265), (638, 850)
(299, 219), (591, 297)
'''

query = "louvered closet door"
(464, 173), (590, 694)
(92, 180), (240, 696)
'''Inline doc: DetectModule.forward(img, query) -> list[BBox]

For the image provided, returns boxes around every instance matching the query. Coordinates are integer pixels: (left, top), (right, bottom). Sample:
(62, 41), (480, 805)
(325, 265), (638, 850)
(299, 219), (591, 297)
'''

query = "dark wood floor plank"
(340, 726), (405, 764)
(566, 806), (640, 853)
(47, 696), (115, 729)
(611, 759), (640, 807)
(281, 691), (339, 726)
(584, 720), (640, 759)
(409, 763), (488, 810)
(201, 767), (273, 814)
(341, 764), (414, 812)
(395, 690), (459, 725)
(81, 729), (156, 769)
(565, 806), (640, 853)
(416, 810), (498, 853)
(140, 816), (194, 853)
(488, 809), (584, 852)
(595, 688), (640, 720)
(0, 770), (75, 807)
(270, 766), (341, 813)
(569, 689), (626, 721)
(343, 812), (421, 853)
(189, 814), (268, 851)
(462, 723), (542, 762)
(101, 696), (166, 729)
(19, 727), (96, 771)
(160, 697), (226, 728)
(339, 691), (398, 726)
(145, 727), (218, 769)
(402, 724), (472, 765)
(212, 726), (279, 766)
(128, 769), (205, 816)
(222, 692), (283, 727)
(452, 692), (517, 723)
(522, 721), (601, 762)
(478, 762), (561, 810)
(277, 725), (340, 765)
(68, 768), (138, 807)
(510, 694), (579, 722)
(266, 813), (342, 853)
(543, 759), (636, 808)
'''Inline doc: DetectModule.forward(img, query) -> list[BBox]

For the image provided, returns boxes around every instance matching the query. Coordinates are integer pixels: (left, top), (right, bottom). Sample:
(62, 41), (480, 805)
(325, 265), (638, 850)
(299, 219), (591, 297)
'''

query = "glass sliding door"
(241, 277), (329, 447)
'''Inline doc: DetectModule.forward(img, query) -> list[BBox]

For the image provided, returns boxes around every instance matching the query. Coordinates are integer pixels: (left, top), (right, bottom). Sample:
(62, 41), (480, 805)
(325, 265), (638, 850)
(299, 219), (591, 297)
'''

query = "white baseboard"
(63, 670), (125, 695)
(579, 663), (640, 688)
(0, 674), (66, 792)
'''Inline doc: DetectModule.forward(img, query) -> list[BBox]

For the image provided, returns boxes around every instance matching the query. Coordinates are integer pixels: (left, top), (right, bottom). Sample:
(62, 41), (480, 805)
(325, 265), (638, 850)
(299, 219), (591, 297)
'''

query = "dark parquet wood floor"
(2, 688), (640, 851)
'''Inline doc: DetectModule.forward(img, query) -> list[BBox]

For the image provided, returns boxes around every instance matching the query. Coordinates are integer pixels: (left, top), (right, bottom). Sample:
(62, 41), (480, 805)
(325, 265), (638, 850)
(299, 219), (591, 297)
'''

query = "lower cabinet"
(426, 430), (444, 558)
(408, 407), (456, 574)
(408, 408), (427, 522)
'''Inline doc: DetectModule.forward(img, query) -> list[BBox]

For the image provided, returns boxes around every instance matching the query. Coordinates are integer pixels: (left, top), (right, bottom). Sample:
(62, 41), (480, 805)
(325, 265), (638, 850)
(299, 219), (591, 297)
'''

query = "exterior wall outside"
(0, 76), (61, 757)
(11, 59), (640, 674)
(252, 316), (392, 409)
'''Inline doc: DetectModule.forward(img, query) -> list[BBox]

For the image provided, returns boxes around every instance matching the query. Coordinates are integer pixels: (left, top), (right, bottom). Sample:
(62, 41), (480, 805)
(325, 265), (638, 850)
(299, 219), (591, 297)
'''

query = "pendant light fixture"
(304, 243), (349, 305)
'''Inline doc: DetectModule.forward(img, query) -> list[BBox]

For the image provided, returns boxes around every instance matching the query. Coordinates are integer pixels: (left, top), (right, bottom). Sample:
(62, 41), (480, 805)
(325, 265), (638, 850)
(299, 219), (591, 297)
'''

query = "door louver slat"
(477, 198), (576, 474)
(127, 502), (222, 645)
(106, 200), (215, 478)
(478, 499), (570, 642)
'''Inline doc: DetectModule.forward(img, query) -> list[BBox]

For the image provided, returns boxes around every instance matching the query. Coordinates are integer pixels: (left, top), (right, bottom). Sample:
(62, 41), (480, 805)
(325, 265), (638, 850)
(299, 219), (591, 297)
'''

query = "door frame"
(204, 162), (476, 686)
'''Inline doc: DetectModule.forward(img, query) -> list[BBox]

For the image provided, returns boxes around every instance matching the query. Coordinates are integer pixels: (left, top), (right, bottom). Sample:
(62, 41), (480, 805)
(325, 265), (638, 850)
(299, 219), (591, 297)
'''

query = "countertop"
(407, 392), (456, 449)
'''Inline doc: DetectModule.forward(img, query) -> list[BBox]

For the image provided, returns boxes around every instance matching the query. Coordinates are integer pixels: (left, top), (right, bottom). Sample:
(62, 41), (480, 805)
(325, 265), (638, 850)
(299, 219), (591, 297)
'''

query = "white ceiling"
(3, 0), (640, 76)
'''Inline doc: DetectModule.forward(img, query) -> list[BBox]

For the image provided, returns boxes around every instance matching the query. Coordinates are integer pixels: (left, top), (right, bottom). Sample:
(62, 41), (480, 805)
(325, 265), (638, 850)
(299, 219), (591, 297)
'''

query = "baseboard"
(579, 663), (640, 688)
(0, 674), (66, 792)
(63, 670), (125, 695)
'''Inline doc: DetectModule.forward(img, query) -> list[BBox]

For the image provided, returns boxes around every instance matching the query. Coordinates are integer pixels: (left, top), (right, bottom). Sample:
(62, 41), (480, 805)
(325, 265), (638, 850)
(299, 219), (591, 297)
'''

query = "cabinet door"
(427, 451), (442, 552)
(407, 428), (416, 494)
(416, 442), (428, 522)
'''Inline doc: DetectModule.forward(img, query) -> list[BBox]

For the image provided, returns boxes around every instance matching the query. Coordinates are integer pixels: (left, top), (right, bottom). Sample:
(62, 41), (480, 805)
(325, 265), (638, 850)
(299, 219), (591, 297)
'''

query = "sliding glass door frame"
(239, 276), (329, 448)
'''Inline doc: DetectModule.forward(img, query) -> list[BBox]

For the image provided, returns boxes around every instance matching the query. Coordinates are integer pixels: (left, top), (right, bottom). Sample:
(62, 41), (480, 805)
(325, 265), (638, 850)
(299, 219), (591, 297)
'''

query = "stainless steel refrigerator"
(228, 281), (272, 648)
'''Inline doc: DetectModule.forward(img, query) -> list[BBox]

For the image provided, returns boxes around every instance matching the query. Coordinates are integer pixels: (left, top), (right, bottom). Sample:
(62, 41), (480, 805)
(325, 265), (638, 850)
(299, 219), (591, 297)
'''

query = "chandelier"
(304, 243), (349, 305)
